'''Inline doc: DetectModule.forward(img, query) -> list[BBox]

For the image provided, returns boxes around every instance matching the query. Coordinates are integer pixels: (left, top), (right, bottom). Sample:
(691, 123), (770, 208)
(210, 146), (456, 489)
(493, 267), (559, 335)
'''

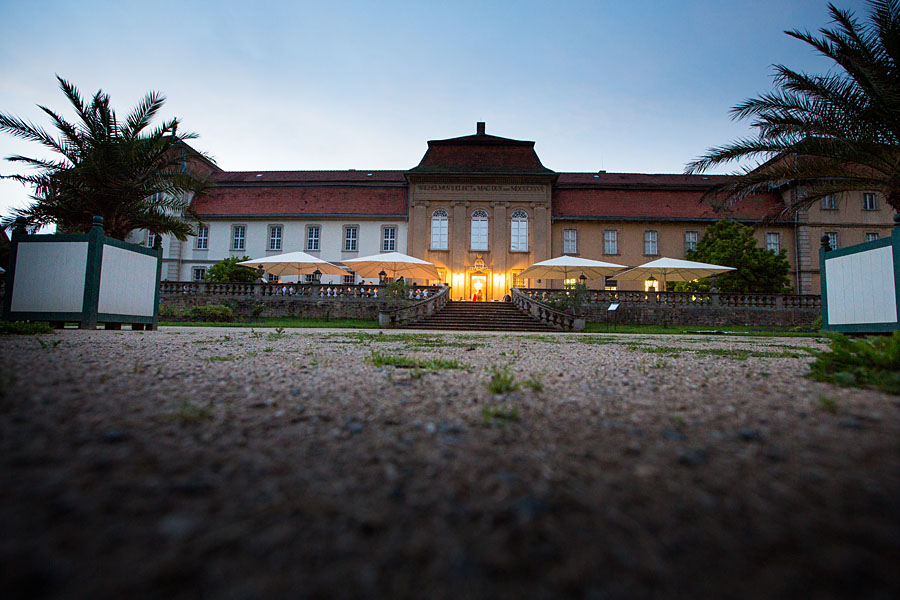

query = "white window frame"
(268, 225), (283, 251)
(863, 192), (878, 211)
(826, 231), (839, 250)
(195, 224), (209, 250)
(192, 267), (207, 281)
(343, 271), (356, 285)
(147, 232), (159, 249)
(382, 226), (397, 252)
(684, 230), (698, 254)
(643, 230), (658, 256)
(470, 209), (489, 251)
(821, 195), (836, 210)
(343, 225), (358, 252)
(306, 225), (321, 252)
(563, 229), (577, 254)
(865, 232), (879, 242)
(510, 209), (529, 252)
(266, 273), (280, 283)
(231, 225), (246, 251)
(431, 209), (449, 250)
(603, 230), (618, 255)
(765, 232), (781, 253)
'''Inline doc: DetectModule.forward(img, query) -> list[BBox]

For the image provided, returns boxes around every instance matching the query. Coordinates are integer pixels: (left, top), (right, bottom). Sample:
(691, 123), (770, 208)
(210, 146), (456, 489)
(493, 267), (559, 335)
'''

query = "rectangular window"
(192, 267), (207, 281)
(684, 231), (698, 253)
(343, 271), (356, 285)
(603, 230), (618, 255)
(196, 225), (209, 250)
(431, 213), (449, 250)
(826, 231), (839, 250)
(268, 225), (282, 251)
(306, 225), (320, 251)
(471, 219), (489, 251)
(382, 226), (396, 252)
(304, 273), (317, 283)
(643, 230), (658, 255)
(510, 220), (528, 252)
(604, 277), (618, 290)
(344, 226), (358, 252)
(563, 229), (577, 254)
(821, 195), (836, 210)
(147, 232), (159, 249)
(766, 232), (781, 253)
(863, 192), (878, 211)
(266, 273), (280, 283)
(865, 232), (879, 242)
(512, 270), (527, 288)
(231, 225), (246, 251)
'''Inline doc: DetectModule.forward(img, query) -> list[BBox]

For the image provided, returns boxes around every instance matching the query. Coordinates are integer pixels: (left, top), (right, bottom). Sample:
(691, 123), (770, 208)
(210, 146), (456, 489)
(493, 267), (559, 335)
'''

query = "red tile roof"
(556, 172), (731, 189)
(192, 184), (408, 217)
(408, 132), (554, 176)
(211, 170), (407, 184)
(552, 186), (780, 221)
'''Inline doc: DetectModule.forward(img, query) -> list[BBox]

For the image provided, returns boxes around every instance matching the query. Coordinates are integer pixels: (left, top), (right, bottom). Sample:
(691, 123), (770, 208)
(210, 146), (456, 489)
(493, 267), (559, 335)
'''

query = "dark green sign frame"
(2, 217), (162, 330)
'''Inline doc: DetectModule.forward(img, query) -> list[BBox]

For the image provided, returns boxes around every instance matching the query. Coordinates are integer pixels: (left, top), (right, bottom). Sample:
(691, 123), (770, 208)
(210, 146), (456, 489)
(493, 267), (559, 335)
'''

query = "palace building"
(140, 123), (895, 298)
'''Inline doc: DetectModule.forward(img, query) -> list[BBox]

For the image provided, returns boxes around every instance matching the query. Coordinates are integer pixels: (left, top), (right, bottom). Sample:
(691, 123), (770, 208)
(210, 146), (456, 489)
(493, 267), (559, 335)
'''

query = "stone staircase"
(399, 300), (557, 331)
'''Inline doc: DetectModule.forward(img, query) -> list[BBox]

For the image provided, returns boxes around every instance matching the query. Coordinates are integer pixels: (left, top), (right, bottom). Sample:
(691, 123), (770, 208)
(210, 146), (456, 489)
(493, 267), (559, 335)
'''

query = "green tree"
(0, 76), (212, 239)
(686, 1), (900, 215)
(675, 220), (792, 293)
(205, 256), (259, 283)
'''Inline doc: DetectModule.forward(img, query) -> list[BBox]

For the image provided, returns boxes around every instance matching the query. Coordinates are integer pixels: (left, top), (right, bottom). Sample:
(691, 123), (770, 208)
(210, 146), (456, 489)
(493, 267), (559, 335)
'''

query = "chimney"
(476, 121), (485, 135)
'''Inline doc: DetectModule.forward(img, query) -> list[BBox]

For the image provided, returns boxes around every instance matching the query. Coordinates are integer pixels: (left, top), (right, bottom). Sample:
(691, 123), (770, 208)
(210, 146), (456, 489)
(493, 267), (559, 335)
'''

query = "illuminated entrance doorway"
(470, 274), (487, 301)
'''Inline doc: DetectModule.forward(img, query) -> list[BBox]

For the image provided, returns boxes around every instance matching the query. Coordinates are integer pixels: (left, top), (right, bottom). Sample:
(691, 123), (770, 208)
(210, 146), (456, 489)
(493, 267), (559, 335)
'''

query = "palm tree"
(0, 76), (213, 240)
(686, 0), (900, 216)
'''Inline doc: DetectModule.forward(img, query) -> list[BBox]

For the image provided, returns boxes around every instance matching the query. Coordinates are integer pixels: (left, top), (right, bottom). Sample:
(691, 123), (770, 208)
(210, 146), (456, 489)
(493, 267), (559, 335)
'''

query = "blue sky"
(0, 0), (868, 219)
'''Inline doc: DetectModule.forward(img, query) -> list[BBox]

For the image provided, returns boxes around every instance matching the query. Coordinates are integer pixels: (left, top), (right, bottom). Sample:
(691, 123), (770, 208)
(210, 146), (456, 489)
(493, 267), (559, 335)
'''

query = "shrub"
(382, 279), (413, 307)
(189, 304), (235, 322)
(205, 256), (259, 283)
(0, 320), (53, 335)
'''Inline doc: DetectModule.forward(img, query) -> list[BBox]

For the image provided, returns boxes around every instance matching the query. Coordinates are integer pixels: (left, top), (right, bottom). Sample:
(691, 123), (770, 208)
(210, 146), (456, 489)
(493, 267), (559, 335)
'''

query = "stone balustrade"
(516, 288), (821, 327)
(511, 289), (583, 331)
(160, 281), (442, 300)
(379, 286), (451, 328)
(517, 288), (821, 310)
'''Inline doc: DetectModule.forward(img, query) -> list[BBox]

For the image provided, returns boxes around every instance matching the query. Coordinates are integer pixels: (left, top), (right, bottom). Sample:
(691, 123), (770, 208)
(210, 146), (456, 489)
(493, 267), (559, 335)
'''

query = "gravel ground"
(1, 327), (899, 599)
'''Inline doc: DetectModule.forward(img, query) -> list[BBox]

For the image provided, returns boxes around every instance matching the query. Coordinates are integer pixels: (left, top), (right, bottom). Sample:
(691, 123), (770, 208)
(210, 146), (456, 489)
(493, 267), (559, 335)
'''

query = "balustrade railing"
(511, 289), (581, 331)
(379, 286), (450, 328)
(160, 281), (442, 300)
(517, 288), (821, 309)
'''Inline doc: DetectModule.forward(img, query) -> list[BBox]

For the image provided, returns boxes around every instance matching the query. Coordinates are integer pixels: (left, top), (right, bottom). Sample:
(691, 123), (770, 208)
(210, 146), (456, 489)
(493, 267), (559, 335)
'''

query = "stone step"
(399, 300), (558, 331)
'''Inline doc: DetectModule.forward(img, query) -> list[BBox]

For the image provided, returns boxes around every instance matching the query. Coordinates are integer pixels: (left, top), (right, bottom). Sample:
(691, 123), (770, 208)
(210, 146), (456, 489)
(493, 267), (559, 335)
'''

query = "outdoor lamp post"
(579, 273), (587, 285)
(313, 269), (322, 284)
(379, 270), (387, 285)
(647, 275), (657, 293)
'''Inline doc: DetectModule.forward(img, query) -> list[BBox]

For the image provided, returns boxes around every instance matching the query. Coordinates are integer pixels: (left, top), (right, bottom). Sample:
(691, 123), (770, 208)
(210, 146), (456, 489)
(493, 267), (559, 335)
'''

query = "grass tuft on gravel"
(486, 365), (519, 394)
(807, 332), (900, 395)
(368, 350), (465, 370)
(482, 405), (521, 426)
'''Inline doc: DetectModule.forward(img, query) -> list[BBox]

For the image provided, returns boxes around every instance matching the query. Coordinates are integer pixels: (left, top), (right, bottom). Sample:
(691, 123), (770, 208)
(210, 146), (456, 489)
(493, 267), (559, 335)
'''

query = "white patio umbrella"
(238, 251), (351, 278)
(518, 256), (627, 281)
(342, 251), (441, 280)
(612, 257), (735, 289)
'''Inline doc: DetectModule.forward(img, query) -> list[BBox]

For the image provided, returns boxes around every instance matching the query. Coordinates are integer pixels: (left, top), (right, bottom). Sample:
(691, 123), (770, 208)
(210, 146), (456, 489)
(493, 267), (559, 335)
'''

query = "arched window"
(431, 209), (449, 250)
(510, 209), (529, 252)
(470, 209), (489, 251)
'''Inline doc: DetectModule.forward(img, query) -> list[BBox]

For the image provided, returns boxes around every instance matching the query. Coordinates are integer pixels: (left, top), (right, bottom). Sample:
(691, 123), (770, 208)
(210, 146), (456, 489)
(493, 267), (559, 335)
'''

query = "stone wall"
(161, 295), (388, 320)
(581, 303), (819, 327)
